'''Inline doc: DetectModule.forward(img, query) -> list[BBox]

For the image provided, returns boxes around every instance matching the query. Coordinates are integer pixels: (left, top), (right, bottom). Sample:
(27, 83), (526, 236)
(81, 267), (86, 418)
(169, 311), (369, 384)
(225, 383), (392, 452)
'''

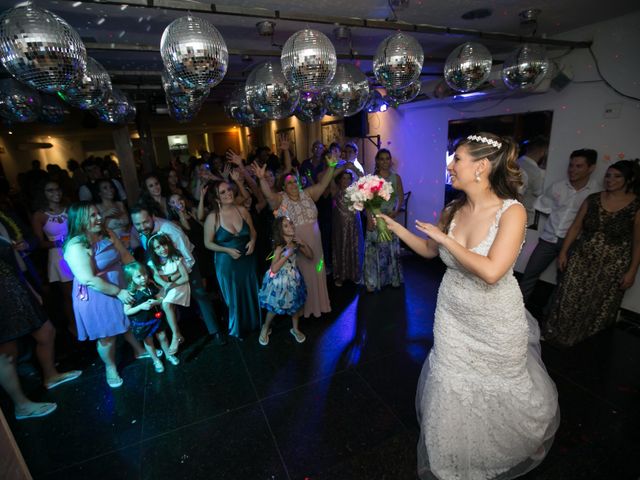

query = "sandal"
(289, 328), (306, 344)
(15, 402), (57, 420)
(165, 354), (180, 366)
(45, 370), (82, 390)
(106, 372), (123, 388)
(168, 335), (185, 355)
(153, 359), (164, 373)
(136, 349), (163, 360)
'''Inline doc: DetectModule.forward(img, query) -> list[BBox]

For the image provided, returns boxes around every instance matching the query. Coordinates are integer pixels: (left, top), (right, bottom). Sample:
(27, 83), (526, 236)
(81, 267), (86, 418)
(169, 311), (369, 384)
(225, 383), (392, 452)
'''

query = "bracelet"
(327, 161), (338, 168)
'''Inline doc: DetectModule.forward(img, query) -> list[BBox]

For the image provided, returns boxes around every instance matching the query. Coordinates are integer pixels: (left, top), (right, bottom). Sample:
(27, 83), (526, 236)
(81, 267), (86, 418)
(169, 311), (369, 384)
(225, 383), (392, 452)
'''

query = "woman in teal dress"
(204, 180), (261, 338)
(364, 149), (404, 292)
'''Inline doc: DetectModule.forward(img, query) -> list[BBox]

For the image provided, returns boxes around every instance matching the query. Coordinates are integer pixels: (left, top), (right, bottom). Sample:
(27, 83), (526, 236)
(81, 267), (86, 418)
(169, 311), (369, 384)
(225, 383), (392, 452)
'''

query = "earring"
(475, 171), (481, 183)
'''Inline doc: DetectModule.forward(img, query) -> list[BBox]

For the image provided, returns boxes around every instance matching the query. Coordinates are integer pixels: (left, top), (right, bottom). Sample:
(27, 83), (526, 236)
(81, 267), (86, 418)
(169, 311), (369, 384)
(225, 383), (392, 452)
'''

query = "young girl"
(147, 233), (190, 355)
(123, 262), (180, 372)
(258, 217), (312, 346)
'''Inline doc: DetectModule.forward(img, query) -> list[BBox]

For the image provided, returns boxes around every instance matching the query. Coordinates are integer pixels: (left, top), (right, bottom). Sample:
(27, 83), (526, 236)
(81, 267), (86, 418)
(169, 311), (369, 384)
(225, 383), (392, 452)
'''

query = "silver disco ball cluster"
(385, 80), (422, 106)
(373, 32), (424, 90)
(281, 29), (337, 93)
(246, 61), (300, 120)
(502, 44), (549, 90)
(58, 57), (112, 110)
(444, 42), (493, 93)
(325, 63), (369, 117)
(92, 88), (134, 124)
(295, 91), (327, 123)
(160, 15), (228, 90)
(226, 87), (263, 127)
(162, 70), (209, 123)
(0, 5), (86, 93)
(39, 95), (66, 124)
(0, 79), (42, 123)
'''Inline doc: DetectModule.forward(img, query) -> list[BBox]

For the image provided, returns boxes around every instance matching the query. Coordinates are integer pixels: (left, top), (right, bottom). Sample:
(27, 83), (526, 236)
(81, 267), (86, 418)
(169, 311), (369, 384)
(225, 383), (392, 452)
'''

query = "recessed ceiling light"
(461, 8), (492, 20)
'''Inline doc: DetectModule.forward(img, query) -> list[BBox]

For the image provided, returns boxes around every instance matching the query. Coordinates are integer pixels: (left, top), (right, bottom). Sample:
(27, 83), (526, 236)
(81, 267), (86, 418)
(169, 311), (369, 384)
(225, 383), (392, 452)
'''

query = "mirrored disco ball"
(39, 94), (66, 124)
(0, 78), (42, 122)
(325, 63), (369, 117)
(444, 42), (493, 93)
(160, 15), (228, 90)
(502, 44), (549, 90)
(373, 32), (424, 90)
(385, 79), (422, 106)
(365, 89), (388, 113)
(229, 87), (262, 127)
(161, 70), (209, 111)
(294, 91), (327, 123)
(0, 5), (86, 93)
(58, 57), (112, 110)
(166, 95), (199, 123)
(281, 29), (337, 93)
(92, 88), (130, 124)
(246, 61), (300, 120)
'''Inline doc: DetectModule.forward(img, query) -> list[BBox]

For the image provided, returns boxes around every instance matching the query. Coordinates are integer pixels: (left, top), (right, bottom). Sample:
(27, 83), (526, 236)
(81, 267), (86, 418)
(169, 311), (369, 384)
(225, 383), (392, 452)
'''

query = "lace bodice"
(277, 189), (318, 226)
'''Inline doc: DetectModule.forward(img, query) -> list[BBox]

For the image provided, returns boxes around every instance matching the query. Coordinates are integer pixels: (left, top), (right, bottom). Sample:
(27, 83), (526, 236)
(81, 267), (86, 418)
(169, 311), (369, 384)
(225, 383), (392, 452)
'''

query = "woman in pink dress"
(254, 154), (354, 318)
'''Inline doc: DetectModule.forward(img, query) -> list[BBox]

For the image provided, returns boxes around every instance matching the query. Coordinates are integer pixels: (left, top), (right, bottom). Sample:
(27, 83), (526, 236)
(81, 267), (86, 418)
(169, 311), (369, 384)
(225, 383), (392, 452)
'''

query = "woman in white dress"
(379, 132), (560, 480)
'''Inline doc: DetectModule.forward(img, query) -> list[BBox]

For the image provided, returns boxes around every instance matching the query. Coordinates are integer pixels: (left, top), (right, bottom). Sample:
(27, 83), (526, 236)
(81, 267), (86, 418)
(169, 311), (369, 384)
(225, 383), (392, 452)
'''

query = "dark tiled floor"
(2, 256), (639, 479)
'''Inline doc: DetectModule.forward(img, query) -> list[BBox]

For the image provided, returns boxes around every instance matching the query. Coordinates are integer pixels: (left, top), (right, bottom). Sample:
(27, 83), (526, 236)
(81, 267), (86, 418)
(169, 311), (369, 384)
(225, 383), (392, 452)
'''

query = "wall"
(365, 10), (640, 312)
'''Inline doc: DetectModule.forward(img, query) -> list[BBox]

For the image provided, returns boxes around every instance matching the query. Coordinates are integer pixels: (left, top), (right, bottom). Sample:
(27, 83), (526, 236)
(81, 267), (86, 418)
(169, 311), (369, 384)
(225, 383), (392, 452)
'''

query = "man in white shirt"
(343, 142), (365, 176)
(519, 149), (598, 304)
(517, 136), (548, 225)
(130, 206), (226, 344)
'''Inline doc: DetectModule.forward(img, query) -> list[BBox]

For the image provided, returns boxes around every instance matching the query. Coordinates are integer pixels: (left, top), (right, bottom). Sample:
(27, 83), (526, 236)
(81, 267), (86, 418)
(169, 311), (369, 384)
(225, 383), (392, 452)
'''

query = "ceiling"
(0, 0), (638, 106)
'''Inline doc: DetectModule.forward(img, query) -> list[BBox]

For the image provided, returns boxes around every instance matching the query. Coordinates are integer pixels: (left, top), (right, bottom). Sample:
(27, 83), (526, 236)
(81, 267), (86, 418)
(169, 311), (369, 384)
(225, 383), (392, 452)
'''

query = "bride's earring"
(475, 171), (481, 183)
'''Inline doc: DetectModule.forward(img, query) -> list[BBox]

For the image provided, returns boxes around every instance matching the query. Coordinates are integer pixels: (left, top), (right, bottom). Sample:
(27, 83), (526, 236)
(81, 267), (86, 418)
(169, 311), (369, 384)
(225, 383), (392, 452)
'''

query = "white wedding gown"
(417, 199), (560, 480)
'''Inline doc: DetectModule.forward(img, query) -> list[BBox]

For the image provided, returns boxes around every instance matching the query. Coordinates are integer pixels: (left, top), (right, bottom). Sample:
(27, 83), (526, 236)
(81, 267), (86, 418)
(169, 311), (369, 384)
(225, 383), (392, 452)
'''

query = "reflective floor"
(2, 256), (639, 479)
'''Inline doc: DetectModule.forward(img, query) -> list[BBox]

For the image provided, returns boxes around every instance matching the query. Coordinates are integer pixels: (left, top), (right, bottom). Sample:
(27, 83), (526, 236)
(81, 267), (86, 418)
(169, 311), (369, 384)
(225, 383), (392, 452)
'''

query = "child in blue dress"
(258, 217), (312, 346)
(123, 262), (180, 373)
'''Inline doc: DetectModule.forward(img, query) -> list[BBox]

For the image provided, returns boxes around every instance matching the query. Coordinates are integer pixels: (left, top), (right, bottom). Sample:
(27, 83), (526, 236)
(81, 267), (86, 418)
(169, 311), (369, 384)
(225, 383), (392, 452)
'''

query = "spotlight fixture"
(519, 9), (541, 26)
(256, 20), (275, 37)
(389, 0), (410, 10)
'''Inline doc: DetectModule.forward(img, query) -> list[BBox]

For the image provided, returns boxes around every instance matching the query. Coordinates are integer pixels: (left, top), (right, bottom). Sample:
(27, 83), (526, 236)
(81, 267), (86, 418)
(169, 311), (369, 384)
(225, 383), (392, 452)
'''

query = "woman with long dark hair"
(140, 173), (169, 218)
(203, 180), (261, 339)
(545, 159), (640, 346)
(363, 148), (404, 292)
(31, 179), (75, 334)
(378, 133), (559, 480)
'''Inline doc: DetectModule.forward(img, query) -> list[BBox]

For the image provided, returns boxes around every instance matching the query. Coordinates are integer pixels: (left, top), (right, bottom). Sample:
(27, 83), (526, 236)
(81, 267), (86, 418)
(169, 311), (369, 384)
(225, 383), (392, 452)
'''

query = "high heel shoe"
(168, 335), (185, 355)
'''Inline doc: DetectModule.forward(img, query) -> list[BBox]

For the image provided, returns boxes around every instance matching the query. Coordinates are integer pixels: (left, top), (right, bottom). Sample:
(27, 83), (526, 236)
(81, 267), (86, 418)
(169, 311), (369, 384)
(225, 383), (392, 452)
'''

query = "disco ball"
(0, 79), (42, 123)
(160, 15), (228, 89)
(58, 57), (112, 110)
(444, 42), (493, 93)
(325, 63), (369, 117)
(281, 29), (337, 92)
(373, 32), (424, 90)
(245, 61), (299, 120)
(365, 89), (388, 113)
(0, 5), (86, 93)
(161, 70), (209, 111)
(385, 80), (422, 106)
(167, 96), (197, 123)
(92, 88), (131, 124)
(502, 44), (549, 90)
(226, 87), (263, 127)
(39, 95), (66, 124)
(294, 91), (327, 123)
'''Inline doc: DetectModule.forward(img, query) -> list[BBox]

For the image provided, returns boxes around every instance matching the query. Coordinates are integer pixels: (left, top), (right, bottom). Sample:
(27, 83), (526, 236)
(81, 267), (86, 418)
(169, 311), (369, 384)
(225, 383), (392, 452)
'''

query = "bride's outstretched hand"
(376, 213), (402, 235)
(415, 220), (447, 244)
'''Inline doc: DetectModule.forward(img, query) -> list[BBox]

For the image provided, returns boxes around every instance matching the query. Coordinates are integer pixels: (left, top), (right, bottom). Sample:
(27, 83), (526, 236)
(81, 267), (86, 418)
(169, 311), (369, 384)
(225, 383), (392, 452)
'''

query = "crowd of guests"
(0, 139), (406, 418)
(1, 139), (638, 420)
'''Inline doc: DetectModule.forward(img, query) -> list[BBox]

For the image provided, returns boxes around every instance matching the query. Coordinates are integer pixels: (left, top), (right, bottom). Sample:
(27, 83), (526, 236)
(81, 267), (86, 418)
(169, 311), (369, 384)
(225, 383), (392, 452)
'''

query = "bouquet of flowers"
(345, 174), (394, 242)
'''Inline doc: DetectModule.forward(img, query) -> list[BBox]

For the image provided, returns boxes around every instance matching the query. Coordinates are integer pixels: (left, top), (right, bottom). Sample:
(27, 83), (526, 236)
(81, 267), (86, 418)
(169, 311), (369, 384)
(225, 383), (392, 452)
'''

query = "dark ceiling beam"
(62, 0), (591, 49)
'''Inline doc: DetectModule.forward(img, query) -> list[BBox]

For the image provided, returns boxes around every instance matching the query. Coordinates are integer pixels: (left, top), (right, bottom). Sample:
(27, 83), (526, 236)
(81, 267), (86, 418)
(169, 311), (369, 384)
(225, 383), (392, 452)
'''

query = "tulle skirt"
(416, 311), (560, 480)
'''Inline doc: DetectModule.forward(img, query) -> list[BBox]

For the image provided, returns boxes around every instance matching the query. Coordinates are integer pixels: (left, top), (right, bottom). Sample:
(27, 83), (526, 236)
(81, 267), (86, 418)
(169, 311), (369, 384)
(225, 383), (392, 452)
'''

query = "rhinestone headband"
(467, 135), (502, 149)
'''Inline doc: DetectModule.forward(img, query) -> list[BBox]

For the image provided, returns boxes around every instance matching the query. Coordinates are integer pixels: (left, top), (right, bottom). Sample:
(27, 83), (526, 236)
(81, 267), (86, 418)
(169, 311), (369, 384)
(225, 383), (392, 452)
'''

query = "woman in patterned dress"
(545, 160), (640, 347)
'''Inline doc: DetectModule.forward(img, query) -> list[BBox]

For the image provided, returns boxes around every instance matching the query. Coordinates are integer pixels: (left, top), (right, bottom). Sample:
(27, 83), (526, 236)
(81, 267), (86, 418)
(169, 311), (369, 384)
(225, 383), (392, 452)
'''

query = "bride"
(379, 133), (559, 480)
